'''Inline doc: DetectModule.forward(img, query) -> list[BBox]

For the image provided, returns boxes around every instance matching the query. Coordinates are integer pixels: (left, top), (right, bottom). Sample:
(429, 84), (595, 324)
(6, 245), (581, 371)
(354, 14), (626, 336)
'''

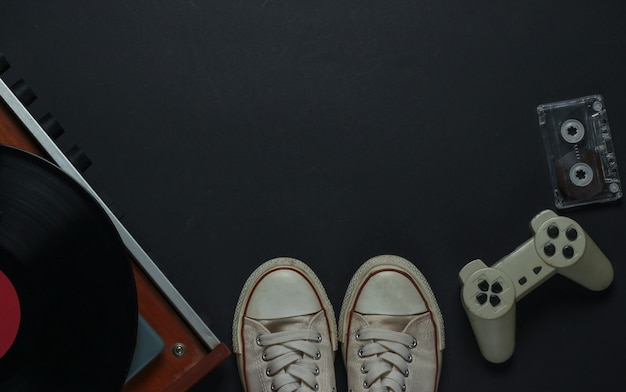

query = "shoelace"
(257, 330), (324, 392)
(355, 328), (417, 392)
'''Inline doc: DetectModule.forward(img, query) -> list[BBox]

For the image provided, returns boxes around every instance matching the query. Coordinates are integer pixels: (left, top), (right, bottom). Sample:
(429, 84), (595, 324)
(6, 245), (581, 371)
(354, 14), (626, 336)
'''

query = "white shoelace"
(257, 330), (323, 392)
(355, 328), (417, 392)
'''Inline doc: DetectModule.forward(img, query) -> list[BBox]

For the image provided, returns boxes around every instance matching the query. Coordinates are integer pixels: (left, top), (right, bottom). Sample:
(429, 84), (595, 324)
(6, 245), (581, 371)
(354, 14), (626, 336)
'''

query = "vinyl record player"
(0, 52), (230, 391)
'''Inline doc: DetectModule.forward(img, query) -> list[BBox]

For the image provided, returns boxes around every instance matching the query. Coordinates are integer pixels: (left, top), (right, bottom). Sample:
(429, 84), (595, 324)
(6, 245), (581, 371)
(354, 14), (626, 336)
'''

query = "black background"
(1, 1), (625, 391)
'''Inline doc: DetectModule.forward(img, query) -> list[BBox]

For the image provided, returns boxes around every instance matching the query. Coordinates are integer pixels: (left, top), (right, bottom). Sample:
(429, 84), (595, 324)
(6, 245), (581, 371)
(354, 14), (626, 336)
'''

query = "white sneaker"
(338, 255), (445, 392)
(233, 257), (338, 392)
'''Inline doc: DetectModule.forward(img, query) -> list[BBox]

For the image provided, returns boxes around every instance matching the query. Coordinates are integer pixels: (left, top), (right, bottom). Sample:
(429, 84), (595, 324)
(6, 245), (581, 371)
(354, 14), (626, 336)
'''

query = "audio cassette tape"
(537, 95), (622, 209)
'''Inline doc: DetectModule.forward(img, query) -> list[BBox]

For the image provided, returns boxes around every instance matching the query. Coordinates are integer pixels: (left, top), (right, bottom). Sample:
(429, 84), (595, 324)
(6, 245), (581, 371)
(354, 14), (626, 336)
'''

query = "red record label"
(0, 270), (20, 359)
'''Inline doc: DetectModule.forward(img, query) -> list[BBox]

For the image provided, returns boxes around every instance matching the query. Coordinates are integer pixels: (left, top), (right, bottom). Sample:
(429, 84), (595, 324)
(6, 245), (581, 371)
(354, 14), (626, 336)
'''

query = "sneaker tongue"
(357, 312), (417, 332)
(256, 313), (317, 333)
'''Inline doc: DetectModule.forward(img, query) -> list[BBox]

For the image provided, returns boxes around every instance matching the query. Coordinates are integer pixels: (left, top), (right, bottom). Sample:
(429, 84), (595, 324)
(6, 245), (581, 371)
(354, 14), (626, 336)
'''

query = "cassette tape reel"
(537, 95), (622, 209)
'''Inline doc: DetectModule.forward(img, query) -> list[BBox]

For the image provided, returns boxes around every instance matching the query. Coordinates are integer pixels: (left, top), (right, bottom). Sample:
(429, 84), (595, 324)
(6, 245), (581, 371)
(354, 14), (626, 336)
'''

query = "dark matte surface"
(1, 1), (626, 391)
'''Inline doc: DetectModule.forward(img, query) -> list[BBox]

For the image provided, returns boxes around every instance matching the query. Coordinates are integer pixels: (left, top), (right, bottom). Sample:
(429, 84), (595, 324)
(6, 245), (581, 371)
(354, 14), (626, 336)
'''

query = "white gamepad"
(459, 210), (614, 363)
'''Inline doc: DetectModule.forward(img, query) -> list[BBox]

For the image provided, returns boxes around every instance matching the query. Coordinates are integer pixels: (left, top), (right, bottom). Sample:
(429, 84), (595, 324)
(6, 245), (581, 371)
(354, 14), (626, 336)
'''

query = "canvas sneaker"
(233, 257), (338, 392)
(338, 255), (445, 392)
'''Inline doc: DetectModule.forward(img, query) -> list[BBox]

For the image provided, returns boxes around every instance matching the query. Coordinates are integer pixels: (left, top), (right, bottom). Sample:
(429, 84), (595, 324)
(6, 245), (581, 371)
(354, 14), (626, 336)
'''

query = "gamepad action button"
(563, 246), (574, 258)
(478, 280), (489, 292)
(547, 225), (559, 238)
(476, 293), (488, 305)
(544, 243), (556, 256)
(491, 282), (503, 293)
(489, 295), (501, 307)
(566, 228), (578, 241)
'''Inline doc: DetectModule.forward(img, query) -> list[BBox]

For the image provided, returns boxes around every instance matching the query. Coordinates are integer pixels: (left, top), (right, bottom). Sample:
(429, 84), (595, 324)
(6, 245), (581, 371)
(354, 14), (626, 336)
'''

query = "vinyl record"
(0, 145), (137, 391)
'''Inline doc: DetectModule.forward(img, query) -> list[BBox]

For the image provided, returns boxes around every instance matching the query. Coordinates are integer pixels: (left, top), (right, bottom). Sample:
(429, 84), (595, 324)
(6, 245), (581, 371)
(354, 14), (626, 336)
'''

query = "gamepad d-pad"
(461, 264), (515, 320)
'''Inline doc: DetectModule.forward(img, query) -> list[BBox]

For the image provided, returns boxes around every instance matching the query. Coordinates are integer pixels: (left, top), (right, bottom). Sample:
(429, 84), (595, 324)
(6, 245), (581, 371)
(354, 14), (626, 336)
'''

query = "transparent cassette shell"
(537, 95), (622, 209)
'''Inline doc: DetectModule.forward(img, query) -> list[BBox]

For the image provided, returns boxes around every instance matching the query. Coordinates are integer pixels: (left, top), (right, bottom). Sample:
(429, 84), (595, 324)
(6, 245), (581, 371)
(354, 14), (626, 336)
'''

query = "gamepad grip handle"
(459, 260), (519, 363)
(557, 235), (614, 291)
(465, 298), (516, 363)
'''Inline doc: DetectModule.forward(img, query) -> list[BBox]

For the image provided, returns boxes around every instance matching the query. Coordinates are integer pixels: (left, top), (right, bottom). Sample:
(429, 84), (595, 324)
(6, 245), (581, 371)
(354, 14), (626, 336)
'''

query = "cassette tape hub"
(537, 95), (622, 209)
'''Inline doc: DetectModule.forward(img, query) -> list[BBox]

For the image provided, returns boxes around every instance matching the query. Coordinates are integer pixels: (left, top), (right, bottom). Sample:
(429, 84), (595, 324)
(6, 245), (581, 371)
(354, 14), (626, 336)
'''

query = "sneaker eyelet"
(271, 384), (276, 391)
(358, 348), (364, 358)
(402, 384), (406, 391)
(314, 366), (320, 375)
(317, 333), (322, 342)
(410, 339), (417, 348)
(315, 351), (321, 360)
(406, 354), (413, 363)
(363, 381), (369, 388)
(404, 369), (409, 377)
(256, 336), (262, 346)
(314, 383), (319, 391)
(262, 351), (267, 360)
(266, 367), (271, 376)
(355, 331), (361, 340)
(360, 365), (367, 373)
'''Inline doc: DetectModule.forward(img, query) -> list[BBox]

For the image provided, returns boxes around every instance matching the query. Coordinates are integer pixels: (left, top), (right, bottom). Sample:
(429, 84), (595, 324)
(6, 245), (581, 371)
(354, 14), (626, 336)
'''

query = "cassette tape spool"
(537, 95), (622, 209)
